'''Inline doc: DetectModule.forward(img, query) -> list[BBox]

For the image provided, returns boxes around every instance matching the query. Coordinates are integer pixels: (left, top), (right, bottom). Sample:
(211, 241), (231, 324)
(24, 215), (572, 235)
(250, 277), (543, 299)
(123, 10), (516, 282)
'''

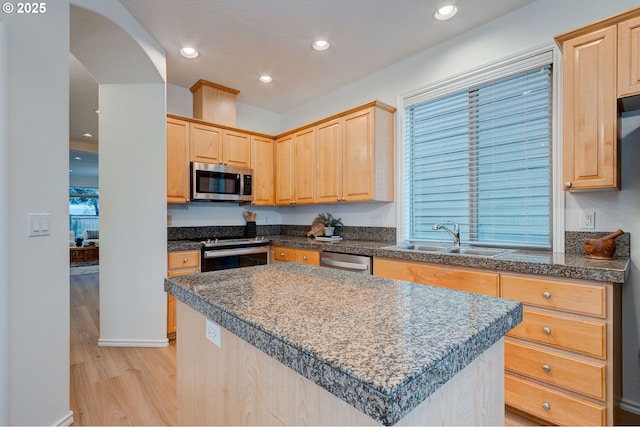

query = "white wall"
(0, 19), (8, 427)
(98, 84), (167, 346)
(277, 0), (640, 411)
(2, 2), (72, 425)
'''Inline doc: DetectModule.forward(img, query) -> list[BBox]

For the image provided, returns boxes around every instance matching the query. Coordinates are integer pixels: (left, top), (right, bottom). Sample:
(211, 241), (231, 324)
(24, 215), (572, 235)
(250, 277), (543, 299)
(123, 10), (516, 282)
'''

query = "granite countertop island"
(166, 262), (522, 425)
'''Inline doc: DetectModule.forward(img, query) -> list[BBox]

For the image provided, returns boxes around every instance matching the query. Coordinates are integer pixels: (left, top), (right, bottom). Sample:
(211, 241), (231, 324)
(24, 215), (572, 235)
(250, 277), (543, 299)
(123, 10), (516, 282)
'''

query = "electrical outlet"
(579, 210), (595, 229)
(205, 319), (221, 348)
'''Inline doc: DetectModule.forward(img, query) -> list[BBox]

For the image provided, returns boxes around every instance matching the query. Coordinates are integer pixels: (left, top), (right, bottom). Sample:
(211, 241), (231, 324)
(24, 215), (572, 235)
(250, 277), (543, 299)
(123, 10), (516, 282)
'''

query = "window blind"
(405, 64), (552, 248)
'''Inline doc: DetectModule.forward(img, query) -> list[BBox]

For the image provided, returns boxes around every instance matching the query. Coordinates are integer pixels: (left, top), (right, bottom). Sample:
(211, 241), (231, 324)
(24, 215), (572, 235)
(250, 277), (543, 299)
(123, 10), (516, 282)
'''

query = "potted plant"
(318, 212), (343, 237)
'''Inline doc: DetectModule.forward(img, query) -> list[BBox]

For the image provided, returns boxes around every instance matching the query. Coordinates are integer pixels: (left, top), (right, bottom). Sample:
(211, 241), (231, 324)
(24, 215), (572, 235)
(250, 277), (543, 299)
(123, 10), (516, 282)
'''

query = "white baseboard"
(620, 398), (640, 415)
(98, 338), (169, 348)
(54, 410), (74, 426)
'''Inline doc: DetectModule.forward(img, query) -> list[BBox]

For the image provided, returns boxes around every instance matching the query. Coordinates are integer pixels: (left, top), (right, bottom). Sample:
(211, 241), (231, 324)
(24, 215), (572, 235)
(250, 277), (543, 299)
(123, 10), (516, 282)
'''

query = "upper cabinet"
(190, 122), (251, 167)
(277, 101), (395, 205)
(166, 117), (191, 204)
(167, 100), (395, 206)
(556, 7), (640, 191)
(274, 129), (317, 206)
(558, 25), (618, 191)
(251, 135), (275, 206)
(618, 15), (640, 98)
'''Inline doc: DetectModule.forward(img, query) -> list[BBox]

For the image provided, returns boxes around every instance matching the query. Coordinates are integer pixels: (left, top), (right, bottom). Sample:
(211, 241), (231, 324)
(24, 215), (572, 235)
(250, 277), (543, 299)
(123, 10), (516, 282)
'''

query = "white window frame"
(395, 44), (564, 251)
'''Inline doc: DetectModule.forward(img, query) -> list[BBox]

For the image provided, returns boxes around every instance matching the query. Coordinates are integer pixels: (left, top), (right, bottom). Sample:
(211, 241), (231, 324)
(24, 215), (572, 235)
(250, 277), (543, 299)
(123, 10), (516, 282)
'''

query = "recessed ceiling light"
(259, 75), (273, 83)
(180, 47), (199, 59)
(82, 132), (94, 138)
(434, 4), (458, 20)
(311, 40), (330, 51)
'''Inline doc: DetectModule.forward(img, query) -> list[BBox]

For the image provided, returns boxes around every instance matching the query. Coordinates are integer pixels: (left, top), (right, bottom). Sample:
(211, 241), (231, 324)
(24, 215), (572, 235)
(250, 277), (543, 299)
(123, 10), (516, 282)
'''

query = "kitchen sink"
(437, 247), (508, 257)
(383, 243), (509, 257)
(383, 243), (446, 251)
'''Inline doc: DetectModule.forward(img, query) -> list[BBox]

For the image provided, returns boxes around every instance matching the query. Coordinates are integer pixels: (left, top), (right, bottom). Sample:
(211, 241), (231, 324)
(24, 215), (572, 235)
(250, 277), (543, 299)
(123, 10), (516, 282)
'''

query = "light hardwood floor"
(70, 272), (177, 425)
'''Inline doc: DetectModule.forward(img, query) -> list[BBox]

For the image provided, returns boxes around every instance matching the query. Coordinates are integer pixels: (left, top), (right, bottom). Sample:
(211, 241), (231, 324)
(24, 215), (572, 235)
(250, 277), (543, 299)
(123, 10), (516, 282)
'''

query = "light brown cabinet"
(190, 122), (251, 167)
(167, 251), (200, 339)
(166, 117), (191, 204)
(275, 101), (395, 206)
(251, 135), (275, 206)
(373, 256), (620, 426)
(272, 246), (319, 266)
(618, 14), (640, 98)
(557, 25), (618, 191)
(556, 7), (640, 191)
(341, 106), (394, 202)
(373, 258), (499, 296)
(502, 273), (618, 426)
(274, 129), (317, 206)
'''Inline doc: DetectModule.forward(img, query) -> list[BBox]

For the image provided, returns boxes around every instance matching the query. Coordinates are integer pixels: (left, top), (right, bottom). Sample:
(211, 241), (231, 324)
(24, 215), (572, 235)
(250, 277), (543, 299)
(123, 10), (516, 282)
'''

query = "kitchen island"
(165, 263), (522, 425)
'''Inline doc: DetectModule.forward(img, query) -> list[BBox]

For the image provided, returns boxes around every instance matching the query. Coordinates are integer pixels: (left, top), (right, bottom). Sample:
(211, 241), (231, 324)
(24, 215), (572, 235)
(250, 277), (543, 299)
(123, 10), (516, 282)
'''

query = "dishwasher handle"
(320, 257), (369, 271)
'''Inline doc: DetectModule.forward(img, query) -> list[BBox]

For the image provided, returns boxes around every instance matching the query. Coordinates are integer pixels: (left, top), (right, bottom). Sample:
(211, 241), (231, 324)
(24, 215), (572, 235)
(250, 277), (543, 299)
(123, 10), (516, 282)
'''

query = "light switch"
(27, 213), (50, 237)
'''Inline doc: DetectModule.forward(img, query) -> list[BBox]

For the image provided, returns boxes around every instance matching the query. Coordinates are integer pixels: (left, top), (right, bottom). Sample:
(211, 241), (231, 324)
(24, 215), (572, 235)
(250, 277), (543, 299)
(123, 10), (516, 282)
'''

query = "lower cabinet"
(502, 273), (618, 426)
(373, 257), (620, 426)
(373, 258), (499, 296)
(167, 250), (200, 339)
(272, 245), (319, 266)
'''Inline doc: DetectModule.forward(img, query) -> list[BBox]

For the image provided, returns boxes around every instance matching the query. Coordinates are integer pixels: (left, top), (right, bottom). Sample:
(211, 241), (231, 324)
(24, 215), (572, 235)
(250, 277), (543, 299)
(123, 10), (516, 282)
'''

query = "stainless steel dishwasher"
(319, 252), (372, 274)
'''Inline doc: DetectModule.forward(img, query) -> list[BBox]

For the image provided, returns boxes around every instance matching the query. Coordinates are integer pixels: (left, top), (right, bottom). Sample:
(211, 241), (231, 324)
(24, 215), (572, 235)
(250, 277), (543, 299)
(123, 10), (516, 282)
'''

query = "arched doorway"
(70, 2), (167, 347)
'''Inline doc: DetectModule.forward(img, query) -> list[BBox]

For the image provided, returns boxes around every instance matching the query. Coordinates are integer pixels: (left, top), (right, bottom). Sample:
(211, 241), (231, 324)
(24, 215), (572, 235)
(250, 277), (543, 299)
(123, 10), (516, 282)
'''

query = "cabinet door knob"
(183, 258), (188, 263)
(543, 291), (551, 299)
(542, 402), (551, 411)
(542, 364), (551, 373)
(543, 327), (552, 335)
(565, 181), (572, 188)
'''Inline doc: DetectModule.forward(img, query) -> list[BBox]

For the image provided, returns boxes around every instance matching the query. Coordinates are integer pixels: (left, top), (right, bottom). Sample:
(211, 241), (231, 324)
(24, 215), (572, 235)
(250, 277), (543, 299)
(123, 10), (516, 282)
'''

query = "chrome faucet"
(432, 222), (460, 246)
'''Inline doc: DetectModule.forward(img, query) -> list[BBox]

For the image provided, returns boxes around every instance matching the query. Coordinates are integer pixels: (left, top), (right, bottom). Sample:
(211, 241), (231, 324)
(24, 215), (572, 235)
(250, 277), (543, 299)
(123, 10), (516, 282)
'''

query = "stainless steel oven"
(200, 237), (269, 272)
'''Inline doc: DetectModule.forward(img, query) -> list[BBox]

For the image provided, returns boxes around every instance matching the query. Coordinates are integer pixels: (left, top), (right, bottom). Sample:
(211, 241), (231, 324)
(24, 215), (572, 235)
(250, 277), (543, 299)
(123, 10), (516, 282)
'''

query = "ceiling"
(69, 0), (537, 179)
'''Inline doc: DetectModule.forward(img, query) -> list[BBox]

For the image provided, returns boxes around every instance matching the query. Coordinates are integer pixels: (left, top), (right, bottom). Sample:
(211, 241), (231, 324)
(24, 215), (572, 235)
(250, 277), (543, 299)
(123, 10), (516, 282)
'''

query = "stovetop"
(201, 237), (269, 248)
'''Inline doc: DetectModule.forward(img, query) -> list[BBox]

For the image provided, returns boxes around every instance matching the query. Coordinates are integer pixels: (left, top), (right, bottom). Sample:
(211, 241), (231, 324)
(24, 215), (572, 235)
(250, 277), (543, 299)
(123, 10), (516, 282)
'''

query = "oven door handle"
(203, 246), (268, 259)
(320, 258), (369, 271)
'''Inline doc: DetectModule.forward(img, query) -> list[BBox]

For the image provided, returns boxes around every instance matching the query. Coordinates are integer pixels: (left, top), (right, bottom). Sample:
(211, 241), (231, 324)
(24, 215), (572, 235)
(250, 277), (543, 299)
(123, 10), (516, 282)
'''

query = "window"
(69, 186), (99, 239)
(403, 53), (552, 249)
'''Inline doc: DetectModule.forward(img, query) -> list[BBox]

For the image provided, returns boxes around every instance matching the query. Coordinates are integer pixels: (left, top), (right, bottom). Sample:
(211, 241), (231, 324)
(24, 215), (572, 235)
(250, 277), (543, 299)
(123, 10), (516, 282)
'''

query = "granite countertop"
(167, 235), (630, 283)
(265, 236), (630, 283)
(165, 263), (522, 425)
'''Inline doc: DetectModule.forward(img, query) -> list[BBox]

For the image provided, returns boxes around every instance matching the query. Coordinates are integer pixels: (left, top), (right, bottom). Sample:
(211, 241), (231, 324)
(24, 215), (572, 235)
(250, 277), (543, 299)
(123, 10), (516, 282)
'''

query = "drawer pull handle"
(303, 256), (308, 260)
(542, 402), (551, 411)
(183, 258), (188, 263)
(542, 364), (551, 373)
(280, 252), (285, 256)
(543, 291), (551, 299)
(543, 327), (552, 335)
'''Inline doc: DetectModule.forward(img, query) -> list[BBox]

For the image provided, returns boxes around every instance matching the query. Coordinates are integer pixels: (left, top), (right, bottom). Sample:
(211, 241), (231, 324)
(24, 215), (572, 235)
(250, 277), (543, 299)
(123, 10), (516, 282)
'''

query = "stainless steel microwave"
(191, 162), (253, 202)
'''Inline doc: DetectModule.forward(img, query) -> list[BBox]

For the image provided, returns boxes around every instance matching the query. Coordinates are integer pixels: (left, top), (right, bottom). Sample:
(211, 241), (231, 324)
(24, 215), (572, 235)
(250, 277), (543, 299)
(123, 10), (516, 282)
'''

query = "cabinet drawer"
(505, 374), (605, 426)
(168, 251), (200, 270)
(505, 340), (606, 400)
(294, 249), (319, 266)
(502, 275), (605, 318)
(373, 258), (499, 296)
(508, 308), (606, 359)
(273, 246), (295, 262)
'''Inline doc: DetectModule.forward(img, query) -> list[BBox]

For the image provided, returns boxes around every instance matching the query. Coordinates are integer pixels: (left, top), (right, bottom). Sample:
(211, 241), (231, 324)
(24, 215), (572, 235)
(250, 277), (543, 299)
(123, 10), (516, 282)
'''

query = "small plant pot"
(323, 226), (335, 237)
